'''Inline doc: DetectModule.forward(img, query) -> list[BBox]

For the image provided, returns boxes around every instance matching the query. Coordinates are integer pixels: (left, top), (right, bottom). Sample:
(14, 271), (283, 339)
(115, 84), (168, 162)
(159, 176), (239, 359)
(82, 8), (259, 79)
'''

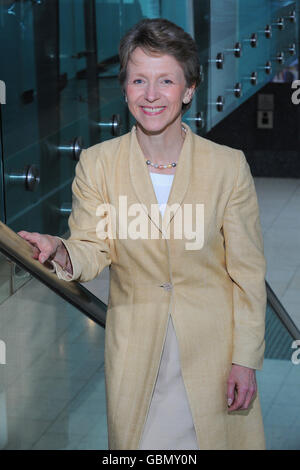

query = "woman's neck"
(136, 121), (186, 175)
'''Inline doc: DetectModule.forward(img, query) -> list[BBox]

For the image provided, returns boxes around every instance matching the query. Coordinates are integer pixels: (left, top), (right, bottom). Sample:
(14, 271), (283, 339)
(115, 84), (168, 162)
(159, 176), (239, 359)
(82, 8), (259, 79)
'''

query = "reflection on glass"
(0, 274), (106, 450)
(0, 254), (11, 305)
(258, 304), (300, 449)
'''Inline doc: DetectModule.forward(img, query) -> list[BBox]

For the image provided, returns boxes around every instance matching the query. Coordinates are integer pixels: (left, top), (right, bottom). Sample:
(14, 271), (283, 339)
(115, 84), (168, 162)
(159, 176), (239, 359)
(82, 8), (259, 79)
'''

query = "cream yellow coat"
(52, 123), (267, 450)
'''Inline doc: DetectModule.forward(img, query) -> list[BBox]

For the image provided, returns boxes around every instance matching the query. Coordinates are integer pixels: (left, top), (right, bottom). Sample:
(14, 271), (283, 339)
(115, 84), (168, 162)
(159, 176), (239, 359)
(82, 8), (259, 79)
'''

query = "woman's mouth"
(141, 106), (166, 116)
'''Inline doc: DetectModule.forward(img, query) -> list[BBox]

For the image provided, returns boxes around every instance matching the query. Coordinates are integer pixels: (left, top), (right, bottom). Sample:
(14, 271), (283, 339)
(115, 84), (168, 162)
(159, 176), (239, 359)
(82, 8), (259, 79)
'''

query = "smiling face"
(124, 47), (195, 134)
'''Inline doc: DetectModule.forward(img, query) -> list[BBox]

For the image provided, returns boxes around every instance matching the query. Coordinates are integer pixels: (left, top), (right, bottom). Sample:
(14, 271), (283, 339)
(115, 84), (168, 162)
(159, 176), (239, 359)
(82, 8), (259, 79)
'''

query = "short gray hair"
(118, 18), (201, 113)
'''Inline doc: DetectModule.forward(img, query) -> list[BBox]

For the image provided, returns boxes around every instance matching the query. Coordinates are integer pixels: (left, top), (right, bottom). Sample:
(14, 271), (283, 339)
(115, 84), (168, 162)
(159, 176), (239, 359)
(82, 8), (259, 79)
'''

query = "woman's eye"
(133, 79), (143, 84)
(162, 79), (173, 84)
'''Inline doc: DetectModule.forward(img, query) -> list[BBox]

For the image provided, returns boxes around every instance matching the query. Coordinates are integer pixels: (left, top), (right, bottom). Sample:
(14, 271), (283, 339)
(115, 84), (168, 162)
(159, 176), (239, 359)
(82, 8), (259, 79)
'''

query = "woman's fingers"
(241, 385), (257, 410)
(18, 231), (56, 264)
(227, 379), (235, 408)
(228, 385), (248, 411)
(18, 231), (41, 250)
(18, 231), (40, 254)
(39, 251), (52, 264)
(227, 364), (257, 412)
(18, 231), (39, 241)
(240, 377), (257, 410)
(32, 246), (40, 259)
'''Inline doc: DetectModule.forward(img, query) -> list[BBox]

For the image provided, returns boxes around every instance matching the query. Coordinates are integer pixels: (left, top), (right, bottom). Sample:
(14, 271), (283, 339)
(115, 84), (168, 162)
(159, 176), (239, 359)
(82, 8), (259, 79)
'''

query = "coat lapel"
(129, 122), (193, 237)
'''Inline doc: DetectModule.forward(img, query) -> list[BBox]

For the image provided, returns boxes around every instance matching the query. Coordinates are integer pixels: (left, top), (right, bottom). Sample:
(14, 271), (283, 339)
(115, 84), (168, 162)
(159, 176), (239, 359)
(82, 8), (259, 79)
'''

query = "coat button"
(160, 282), (173, 291)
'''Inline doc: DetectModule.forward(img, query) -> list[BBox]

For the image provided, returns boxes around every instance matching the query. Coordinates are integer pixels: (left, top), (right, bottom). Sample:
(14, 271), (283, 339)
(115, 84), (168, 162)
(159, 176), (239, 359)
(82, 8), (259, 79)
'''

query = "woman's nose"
(144, 83), (160, 102)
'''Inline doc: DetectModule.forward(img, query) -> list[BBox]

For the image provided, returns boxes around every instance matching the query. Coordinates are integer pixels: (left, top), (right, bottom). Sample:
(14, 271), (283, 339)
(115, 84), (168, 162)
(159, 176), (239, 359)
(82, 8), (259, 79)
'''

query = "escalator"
(0, 221), (299, 450)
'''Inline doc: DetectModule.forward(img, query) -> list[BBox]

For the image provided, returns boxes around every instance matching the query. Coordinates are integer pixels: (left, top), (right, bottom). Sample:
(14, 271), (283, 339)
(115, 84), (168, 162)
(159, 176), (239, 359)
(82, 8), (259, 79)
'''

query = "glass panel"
(209, 0), (239, 129)
(237, 0), (272, 105)
(208, 0), (298, 130)
(258, 302), (300, 450)
(0, 253), (11, 305)
(0, 0), (80, 236)
(0, 263), (108, 450)
(0, 104), (4, 223)
(185, 0), (209, 135)
(11, 261), (31, 293)
(0, 97), (9, 303)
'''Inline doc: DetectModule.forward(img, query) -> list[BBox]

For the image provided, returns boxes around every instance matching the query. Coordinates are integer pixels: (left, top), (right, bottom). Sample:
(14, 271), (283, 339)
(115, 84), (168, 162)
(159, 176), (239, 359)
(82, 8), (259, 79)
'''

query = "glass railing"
(258, 282), (300, 450)
(0, 221), (108, 450)
(0, 222), (107, 327)
(0, 221), (299, 449)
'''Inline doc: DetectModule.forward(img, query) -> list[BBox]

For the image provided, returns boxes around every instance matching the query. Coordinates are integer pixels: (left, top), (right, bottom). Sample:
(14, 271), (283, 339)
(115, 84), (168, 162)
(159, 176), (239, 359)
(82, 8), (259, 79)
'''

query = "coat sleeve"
(51, 148), (112, 282)
(222, 150), (266, 370)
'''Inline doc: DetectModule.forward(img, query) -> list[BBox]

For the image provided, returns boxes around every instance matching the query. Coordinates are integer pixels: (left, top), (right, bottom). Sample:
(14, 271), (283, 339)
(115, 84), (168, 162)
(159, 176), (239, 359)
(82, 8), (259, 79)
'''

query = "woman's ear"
(183, 83), (196, 104)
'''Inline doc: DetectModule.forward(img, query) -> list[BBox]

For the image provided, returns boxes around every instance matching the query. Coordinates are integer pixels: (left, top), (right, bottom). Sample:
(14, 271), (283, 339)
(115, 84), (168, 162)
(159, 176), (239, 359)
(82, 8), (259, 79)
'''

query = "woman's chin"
(136, 120), (178, 136)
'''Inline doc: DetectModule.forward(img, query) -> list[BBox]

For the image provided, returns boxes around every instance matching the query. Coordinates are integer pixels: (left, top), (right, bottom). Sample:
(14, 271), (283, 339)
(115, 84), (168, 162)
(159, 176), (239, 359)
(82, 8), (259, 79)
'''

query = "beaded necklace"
(144, 125), (187, 170)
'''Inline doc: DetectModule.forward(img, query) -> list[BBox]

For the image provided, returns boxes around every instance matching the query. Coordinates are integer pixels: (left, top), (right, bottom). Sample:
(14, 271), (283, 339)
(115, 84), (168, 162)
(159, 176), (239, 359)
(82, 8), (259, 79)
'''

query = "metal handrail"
(0, 221), (107, 328)
(0, 221), (299, 341)
(266, 279), (300, 339)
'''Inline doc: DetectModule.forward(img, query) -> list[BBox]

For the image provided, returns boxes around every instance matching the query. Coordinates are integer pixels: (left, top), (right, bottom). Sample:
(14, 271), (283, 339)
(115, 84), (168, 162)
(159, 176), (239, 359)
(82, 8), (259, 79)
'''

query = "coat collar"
(129, 122), (193, 236)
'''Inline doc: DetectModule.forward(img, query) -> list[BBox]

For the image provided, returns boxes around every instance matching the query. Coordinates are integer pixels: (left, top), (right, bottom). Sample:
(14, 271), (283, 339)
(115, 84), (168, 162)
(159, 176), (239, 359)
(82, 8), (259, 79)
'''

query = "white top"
(149, 172), (174, 216)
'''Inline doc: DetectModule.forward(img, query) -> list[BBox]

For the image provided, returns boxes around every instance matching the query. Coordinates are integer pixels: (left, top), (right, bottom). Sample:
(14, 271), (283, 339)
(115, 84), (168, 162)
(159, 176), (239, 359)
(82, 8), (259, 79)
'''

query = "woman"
(18, 18), (267, 450)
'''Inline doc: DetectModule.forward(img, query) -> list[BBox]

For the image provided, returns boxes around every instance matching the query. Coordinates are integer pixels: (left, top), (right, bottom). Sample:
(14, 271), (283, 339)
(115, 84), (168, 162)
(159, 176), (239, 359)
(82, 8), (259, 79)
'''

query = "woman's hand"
(227, 364), (257, 411)
(17, 231), (73, 274)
